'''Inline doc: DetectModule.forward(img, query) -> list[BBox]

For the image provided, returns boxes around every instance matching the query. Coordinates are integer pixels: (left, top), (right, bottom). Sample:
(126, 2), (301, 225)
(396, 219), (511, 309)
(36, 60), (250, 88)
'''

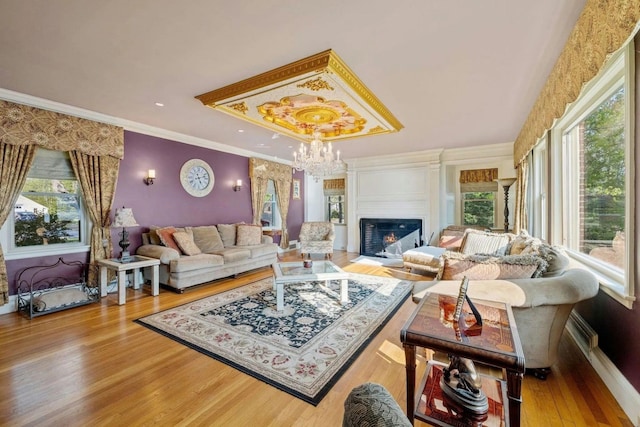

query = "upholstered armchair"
(299, 221), (335, 259)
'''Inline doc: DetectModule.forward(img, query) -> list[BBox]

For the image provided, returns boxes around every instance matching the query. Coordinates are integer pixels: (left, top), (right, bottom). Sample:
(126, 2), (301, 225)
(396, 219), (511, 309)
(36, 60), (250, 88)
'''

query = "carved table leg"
(506, 368), (523, 427)
(403, 343), (416, 425)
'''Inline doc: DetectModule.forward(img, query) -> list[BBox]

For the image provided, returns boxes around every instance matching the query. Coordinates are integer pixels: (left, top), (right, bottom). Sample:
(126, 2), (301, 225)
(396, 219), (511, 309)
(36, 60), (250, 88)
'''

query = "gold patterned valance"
(249, 157), (293, 181)
(459, 168), (498, 184)
(0, 100), (124, 159)
(513, 0), (640, 167)
(323, 178), (345, 196)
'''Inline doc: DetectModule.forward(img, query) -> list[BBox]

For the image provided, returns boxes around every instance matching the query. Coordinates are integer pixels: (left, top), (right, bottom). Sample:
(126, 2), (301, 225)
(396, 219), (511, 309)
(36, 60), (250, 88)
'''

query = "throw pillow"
(191, 225), (224, 253)
(156, 226), (181, 252)
(217, 223), (238, 247)
(236, 224), (262, 246)
(439, 252), (547, 280)
(438, 235), (463, 250)
(172, 231), (202, 256)
(148, 226), (162, 245)
(459, 229), (512, 256)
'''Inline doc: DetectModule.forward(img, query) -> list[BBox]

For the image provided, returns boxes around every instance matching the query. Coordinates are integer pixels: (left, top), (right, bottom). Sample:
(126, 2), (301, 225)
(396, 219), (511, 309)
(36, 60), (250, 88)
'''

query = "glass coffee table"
(271, 261), (349, 311)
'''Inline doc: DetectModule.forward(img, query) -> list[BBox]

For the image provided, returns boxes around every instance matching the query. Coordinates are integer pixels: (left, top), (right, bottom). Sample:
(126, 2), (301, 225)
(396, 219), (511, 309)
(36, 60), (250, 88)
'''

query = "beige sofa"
(136, 223), (278, 292)
(411, 228), (599, 378)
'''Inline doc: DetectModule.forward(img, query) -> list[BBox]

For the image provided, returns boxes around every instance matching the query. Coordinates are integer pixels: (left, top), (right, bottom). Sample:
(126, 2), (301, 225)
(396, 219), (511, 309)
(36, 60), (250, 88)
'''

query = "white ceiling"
(0, 0), (586, 162)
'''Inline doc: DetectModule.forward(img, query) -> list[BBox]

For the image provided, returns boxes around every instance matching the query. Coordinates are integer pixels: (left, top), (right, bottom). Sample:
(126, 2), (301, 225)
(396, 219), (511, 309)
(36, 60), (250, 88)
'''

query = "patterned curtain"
(69, 152), (120, 285)
(249, 158), (293, 249)
(513, 160), (529, 234)
(0, 144), (37, 305)
(514, 0), (640, 167)
(0, 100), (124, 304)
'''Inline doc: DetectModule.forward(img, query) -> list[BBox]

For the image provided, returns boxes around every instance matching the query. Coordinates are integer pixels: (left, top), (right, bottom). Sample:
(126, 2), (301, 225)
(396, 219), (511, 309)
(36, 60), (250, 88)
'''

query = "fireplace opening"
(359, 218), (423, 258)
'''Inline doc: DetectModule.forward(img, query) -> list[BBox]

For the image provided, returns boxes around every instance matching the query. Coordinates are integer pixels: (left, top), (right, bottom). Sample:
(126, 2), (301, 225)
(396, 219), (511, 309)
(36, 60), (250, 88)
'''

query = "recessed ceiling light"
(271, 133), (280, 140)
(238, 129), (244, 133)
(154, 102), (164, 107)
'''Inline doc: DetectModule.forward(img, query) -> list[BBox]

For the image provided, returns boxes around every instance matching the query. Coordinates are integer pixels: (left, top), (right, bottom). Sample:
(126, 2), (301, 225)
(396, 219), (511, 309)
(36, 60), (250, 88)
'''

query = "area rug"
(135, 273), (411, 405)
(350, 255), (405, 268)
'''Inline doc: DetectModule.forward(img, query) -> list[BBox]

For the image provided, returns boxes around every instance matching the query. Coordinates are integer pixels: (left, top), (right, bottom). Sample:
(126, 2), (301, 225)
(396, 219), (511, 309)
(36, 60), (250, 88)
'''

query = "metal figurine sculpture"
(440, 354), (489, 414)
(439, 276), (489, 415)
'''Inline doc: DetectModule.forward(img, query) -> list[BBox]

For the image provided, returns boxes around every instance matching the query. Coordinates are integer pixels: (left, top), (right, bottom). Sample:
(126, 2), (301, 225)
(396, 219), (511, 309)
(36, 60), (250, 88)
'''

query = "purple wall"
(6, 130), (304, 294)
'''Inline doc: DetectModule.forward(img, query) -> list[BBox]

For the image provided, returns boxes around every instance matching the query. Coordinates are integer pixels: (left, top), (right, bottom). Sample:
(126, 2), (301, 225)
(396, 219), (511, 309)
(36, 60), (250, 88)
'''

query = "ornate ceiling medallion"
(195, 49), (402, 144)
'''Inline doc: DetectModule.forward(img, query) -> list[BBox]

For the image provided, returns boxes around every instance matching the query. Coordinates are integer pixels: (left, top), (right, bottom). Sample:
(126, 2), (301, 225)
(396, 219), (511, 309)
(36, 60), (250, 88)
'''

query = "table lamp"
(112, 206), (139, 262)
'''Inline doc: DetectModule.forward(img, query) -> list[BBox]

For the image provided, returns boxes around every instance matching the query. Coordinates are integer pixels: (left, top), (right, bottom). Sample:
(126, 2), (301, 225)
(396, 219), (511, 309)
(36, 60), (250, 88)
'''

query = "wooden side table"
(98, 255), (160, 305)
(400, 292), (525, 426)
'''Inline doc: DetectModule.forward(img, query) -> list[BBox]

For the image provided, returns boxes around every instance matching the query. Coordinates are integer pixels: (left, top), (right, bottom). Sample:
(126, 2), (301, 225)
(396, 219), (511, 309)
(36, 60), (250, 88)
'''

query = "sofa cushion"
(191, 225), (224, 253)
(212, 247), (251, 263)
(236, 224), (262, 246)
(170, 253), (224, 273)
(156, 226), (181, 252)
(173, 231), (202, 256)
(237, 242), (279, 259)
(217, 223), (238, 247)
(460, 229), (512, 256)
(439, 252), (546, 280)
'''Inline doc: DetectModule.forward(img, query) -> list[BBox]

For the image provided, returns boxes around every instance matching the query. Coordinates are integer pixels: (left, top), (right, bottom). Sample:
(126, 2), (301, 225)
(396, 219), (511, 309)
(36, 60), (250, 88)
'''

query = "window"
(531, 137), (548, 241)
(1, 149), (90, 259)
(260, 180), (281, 229)
(549, 42), (634, 307)
(327, 195), (345, 224)
(462, 192), (495, 227)
(459, 169), (498, 228)
(323, 178), (346, 224)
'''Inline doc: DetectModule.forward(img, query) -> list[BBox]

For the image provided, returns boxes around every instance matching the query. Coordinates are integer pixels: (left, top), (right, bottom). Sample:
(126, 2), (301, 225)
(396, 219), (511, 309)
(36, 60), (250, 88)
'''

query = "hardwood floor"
(0, 250), (632, 426)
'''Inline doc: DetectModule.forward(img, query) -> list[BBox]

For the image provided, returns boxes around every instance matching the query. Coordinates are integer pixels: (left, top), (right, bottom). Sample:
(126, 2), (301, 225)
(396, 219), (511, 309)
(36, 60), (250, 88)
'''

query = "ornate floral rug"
(135, 273), (411, 405)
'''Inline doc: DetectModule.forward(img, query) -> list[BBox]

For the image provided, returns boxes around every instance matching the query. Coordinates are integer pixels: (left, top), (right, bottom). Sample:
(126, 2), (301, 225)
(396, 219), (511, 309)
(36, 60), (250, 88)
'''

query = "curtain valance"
(323, 178), (345, 196)
(0, 100), (124, 159)
(513, 0), (640, 167)
(459, 168), (498, 184)
(249, 158), (292, 181)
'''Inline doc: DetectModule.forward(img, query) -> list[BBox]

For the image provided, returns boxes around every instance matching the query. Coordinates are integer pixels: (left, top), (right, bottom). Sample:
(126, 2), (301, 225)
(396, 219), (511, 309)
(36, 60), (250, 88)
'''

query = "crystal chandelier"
(292, 131), (345, 181)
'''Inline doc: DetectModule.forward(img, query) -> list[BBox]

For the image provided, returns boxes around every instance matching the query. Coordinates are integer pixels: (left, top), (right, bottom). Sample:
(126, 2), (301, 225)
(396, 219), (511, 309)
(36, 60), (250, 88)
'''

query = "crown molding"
(0, 88), (290, 164)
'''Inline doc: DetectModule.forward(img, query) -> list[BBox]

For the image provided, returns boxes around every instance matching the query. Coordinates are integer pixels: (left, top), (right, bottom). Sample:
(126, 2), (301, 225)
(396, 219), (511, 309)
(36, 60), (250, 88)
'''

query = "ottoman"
(402, 245), (446, 274)
(343, 383), (411, 427)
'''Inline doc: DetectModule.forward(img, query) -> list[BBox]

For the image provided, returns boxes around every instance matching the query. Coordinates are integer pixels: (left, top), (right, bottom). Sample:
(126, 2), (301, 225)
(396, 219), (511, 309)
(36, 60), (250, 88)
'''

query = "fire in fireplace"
(360, 218), (423, 258)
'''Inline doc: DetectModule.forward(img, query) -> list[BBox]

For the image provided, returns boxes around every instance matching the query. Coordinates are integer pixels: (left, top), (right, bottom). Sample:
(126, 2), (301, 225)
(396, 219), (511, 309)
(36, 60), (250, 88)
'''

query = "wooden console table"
(400, 292), (525, 426)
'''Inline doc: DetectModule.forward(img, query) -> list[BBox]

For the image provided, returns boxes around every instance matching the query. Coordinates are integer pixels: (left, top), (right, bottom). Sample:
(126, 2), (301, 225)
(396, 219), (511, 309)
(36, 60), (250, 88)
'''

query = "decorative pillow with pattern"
(236, 224), (262, 246)
(459, 229), (512, 256)
(438, 251), (547, 280)
(156, 226), (181, 252)
(172, 231), (202, 256)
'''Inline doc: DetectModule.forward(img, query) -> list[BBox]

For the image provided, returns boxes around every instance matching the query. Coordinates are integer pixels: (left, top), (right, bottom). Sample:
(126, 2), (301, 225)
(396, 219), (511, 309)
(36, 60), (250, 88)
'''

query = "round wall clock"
(180, 159), (215, 197)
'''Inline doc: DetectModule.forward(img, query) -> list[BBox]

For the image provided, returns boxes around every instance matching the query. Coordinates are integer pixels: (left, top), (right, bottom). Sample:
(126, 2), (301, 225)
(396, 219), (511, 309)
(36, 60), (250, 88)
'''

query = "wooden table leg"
(506, 368), (523, 427)
(403, 343), (416, 425)
(117, 270), (127, 305)
(151, 265), (159, 296)
(100, 266), (108, 298)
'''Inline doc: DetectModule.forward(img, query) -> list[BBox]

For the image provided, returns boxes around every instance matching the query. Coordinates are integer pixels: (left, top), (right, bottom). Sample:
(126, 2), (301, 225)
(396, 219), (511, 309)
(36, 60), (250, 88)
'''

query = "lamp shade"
(496, 178), (517, 188)
(112, 207), (139, 228)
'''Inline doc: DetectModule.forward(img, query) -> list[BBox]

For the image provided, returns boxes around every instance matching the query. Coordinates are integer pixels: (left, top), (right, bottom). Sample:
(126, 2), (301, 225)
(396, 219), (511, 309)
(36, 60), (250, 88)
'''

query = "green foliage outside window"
(14, 210), (73, 247)
(580, 87), (625, 252)
(463, 192), (495, 228)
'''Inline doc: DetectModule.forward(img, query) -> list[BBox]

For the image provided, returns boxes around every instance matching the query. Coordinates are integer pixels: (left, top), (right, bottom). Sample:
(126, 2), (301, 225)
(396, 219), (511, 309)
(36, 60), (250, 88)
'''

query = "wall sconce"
(233, 179), (242, 192)
(144, 169), (156, 186)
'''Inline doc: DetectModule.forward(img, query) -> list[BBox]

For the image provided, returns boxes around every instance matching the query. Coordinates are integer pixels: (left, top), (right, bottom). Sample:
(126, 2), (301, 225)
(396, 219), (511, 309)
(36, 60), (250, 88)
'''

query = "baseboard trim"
(567, 312), (640, 426)
(0, 295), (18, 315)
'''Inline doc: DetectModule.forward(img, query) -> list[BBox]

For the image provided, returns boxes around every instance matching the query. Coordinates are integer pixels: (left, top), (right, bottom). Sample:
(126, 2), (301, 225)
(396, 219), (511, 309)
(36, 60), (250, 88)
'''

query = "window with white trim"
(1, 149), (90, 259)
(548, 42), (635, 307)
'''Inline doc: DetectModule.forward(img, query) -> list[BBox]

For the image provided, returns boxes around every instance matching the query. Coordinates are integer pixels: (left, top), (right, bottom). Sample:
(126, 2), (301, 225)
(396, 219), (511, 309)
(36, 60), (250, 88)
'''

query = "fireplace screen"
(360, 218), (423, 258)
